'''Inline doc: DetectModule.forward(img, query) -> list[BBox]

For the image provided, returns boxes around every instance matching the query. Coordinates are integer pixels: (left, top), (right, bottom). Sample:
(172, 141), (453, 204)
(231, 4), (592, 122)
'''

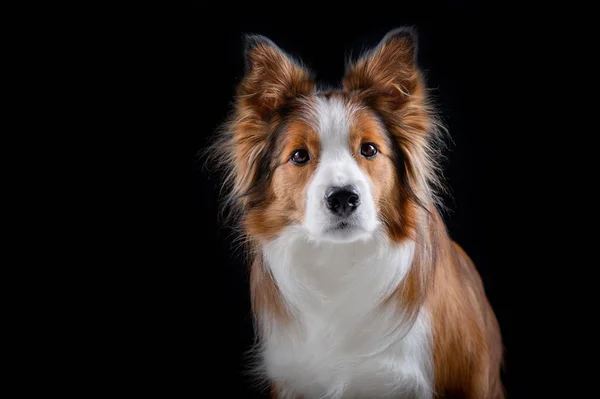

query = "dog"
(206, 26), (504, 399)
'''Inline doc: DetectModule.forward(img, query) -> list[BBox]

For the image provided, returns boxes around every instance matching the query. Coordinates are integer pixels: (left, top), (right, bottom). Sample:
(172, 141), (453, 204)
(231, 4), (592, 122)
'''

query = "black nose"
(326, 186), (360, 216)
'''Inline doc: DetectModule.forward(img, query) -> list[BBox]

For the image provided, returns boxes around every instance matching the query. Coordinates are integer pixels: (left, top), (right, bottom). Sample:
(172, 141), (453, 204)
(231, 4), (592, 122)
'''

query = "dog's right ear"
(238, 35), (315, 121)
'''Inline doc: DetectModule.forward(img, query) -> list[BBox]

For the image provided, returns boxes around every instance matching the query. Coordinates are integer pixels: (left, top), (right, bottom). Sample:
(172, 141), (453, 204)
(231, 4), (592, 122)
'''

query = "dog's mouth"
(327, 220), (356, 232)
(319, 219), (370, 243)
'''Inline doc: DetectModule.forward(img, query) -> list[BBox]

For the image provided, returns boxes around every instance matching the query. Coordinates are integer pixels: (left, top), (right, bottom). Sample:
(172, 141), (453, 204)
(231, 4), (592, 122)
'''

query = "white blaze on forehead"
(313, 96), (357, 158)
(310, 96), (367, 189)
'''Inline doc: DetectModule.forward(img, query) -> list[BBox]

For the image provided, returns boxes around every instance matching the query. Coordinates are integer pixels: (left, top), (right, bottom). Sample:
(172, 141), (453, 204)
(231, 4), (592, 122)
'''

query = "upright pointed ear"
(343, 27), (421, 110)
(238, 35), (315, 121)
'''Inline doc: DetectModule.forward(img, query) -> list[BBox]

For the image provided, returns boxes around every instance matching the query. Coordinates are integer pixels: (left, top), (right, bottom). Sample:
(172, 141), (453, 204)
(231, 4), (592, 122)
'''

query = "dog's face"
(264, 96), (396, 243)
(214, 28), (441, 244)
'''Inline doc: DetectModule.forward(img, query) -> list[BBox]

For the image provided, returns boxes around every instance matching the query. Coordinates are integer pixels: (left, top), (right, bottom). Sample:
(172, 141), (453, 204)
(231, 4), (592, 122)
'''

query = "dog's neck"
(261, 226), (416, 319)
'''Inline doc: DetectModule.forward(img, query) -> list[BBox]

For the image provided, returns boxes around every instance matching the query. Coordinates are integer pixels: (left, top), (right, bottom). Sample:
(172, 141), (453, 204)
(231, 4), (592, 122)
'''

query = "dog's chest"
(263, 310), (432, 399)
(261, 237), (433, 398)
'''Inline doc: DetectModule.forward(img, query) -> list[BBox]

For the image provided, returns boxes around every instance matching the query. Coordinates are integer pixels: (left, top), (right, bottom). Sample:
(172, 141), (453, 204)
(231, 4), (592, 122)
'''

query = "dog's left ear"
(343, 27), (420, 110)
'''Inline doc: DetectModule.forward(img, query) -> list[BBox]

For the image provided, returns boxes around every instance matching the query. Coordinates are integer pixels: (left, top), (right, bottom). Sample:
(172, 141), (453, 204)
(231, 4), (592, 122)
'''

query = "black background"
(170, 2), (570, 398)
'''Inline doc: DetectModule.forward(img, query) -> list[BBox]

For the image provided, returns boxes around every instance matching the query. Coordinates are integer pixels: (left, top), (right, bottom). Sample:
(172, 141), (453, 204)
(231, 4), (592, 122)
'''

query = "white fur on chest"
(259, 228), (433, 399)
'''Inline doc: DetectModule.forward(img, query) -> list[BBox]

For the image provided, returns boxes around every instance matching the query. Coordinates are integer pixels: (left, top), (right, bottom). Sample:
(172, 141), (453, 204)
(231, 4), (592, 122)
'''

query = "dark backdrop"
(178, 2), (559, 398)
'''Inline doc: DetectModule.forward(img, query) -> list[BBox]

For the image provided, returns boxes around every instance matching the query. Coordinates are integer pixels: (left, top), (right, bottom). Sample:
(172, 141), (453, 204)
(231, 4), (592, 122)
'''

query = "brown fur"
(250, 250), (290, 327)
(207, 35), (316, 242)
(245, 119), (319, 240)
(349, 108), (410, 239)
(208, 28), (504, 398)
(425, 211), (504, 398)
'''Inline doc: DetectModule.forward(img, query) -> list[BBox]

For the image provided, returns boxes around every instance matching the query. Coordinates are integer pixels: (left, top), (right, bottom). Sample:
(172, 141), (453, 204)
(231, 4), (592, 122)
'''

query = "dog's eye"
(360, 143), (378, 158)
(291, 149), (310, 165)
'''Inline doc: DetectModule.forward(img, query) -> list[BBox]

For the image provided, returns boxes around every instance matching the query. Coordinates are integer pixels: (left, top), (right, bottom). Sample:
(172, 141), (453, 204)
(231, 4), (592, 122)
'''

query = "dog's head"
(209, 28), (444, 244)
